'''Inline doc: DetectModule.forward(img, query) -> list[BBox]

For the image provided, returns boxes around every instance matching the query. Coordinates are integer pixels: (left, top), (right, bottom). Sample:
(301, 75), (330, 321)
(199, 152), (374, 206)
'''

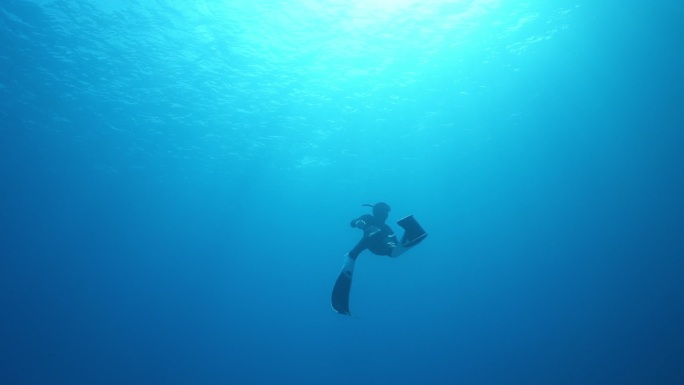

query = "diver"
(331, 202), (428, 315)
(348, 202), (400, 260)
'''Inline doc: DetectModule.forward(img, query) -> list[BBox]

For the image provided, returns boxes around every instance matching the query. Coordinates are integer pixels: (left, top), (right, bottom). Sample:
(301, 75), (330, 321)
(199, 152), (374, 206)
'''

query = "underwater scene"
(1, 1), (683, 384)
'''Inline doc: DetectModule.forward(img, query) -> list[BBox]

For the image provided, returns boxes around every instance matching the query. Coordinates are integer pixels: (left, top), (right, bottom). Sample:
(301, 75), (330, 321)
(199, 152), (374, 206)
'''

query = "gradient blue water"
(2, 1), (683, 384)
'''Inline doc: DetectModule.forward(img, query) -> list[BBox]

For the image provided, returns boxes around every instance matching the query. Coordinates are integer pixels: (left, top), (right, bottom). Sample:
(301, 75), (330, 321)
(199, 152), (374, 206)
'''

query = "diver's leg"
(389, 232), (427, 258)
(390, 243), (407, 258)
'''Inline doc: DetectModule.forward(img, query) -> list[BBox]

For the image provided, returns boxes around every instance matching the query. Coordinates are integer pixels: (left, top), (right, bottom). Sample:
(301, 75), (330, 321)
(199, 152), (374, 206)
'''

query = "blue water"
(2, 0), (683, 384)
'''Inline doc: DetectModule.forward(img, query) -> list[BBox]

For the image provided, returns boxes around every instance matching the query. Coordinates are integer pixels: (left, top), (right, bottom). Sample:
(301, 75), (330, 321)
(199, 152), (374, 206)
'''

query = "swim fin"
(331, 253), (355, 315)
(397, 214), (428, 247)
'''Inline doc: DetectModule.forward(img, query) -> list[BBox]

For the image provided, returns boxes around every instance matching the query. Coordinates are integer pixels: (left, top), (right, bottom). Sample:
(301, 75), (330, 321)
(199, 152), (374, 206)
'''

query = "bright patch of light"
(339, 0), (496, 22)
(320, 0), (502, 45)
(348, 0), (422, 14)
(210, 0), (542, 79)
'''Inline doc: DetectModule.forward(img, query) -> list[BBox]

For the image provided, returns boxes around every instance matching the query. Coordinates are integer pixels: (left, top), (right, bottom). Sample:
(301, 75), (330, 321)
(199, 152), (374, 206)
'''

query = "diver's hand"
(354, 220), (367, 229)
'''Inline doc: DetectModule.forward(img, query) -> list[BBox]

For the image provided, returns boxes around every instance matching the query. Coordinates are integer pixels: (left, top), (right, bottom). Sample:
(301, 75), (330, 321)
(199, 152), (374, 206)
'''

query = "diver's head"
(362, 202), (391, 222)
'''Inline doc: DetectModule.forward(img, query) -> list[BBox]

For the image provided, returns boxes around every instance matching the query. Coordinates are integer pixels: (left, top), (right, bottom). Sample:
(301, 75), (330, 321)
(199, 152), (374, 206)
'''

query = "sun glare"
(344, 0), (481, 16)
(334, 0), (496, 31)
(352, 0), (418, 13)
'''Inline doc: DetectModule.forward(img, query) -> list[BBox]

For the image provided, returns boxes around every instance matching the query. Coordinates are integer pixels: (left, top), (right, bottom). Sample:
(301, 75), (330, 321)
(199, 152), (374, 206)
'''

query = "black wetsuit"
(348, 214), (399, 260)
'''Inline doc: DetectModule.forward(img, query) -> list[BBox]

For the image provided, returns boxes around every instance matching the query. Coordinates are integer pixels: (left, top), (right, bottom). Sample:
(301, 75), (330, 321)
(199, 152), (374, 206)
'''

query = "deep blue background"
(1, 1), (683, 384)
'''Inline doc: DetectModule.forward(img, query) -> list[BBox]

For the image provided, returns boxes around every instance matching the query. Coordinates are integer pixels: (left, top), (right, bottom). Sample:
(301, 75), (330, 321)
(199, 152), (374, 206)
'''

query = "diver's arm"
(351, 214), (373, 229)
(351, 219), (367, 229)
